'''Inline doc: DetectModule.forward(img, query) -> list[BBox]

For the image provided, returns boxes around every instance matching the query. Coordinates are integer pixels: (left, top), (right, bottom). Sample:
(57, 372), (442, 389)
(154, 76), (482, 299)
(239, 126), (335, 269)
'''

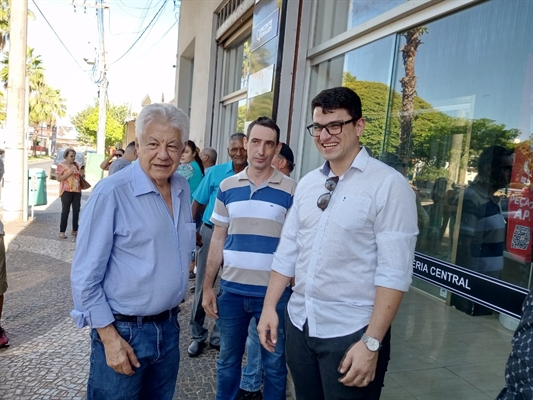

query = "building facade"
(175, 0), (533, 323)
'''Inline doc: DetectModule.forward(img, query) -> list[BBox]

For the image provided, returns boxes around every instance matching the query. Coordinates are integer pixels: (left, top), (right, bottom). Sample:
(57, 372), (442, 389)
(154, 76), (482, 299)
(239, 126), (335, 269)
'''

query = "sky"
(26, 0), (180, 123)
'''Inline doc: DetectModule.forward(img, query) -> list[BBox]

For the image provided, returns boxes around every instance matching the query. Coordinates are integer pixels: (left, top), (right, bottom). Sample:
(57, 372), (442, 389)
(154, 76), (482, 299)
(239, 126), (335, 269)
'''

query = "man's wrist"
(96, 324), (119, 344)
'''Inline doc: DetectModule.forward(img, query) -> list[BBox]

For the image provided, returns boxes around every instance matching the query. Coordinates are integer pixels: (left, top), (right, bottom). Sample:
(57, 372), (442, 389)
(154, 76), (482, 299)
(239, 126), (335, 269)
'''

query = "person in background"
(271, 143), (295, 176)
(56, 148), (84, 239)
(71, 103), (195, 400)
(0, 156), (8, 348)
(200, 147), (217, 175)
(100, 148), (124, 171)
(177, 140), (205, 202)
(239, 141), (296, 400)
(451, 145), (513, 316)
(258, 87), (418, 400)
(187, 133), (247, 358)
(202, 117), (297, 400)
(108, 141), (137, 176)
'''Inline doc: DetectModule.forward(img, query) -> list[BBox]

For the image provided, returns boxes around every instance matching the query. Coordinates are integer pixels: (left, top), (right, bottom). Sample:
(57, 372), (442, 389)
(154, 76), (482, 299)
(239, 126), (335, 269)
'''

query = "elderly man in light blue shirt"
(71, 103), (196, 400)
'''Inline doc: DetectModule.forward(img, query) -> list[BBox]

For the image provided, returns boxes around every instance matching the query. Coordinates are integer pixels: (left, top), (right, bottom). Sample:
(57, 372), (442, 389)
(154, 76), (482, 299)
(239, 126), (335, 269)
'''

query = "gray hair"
(136, 103), (190, 142)
(202, 147), (217, 164)
(229, 132), (245, 142)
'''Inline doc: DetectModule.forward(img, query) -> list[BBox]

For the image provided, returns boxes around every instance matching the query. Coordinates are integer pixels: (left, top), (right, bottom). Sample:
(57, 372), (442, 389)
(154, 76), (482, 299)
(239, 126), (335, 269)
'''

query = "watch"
(361, 333), (381, 352)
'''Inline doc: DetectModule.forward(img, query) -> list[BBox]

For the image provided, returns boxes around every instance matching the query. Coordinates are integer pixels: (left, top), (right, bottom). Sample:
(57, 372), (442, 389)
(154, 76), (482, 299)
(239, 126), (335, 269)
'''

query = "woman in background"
(177, 140), (205, 280)
(177, 140), (205, 200)
(56, 148), (83, 239)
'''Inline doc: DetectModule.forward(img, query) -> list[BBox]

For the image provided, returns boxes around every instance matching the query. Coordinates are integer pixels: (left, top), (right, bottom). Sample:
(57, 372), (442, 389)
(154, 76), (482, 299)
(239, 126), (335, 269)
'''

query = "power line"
(109, 0), (169, 66)
(30, 0), (88, 75)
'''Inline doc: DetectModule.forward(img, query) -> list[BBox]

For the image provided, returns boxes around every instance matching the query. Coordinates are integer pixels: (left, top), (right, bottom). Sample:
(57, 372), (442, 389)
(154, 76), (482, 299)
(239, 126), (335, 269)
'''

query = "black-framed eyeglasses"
(317, 176), (339, 211)
(306, 118), (357, 137)
(116, 153), (123, 157)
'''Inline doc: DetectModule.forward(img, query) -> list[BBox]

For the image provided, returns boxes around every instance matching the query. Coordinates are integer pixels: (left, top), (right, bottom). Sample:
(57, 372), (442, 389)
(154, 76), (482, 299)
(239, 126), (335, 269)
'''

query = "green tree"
(342, 72), (450, 161)
(71, 102), (129, 148)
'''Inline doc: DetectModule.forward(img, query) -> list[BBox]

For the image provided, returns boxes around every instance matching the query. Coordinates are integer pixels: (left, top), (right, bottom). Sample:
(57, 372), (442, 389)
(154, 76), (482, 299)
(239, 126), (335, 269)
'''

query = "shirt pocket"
(182, 222), (197, 254)
(333, 195), (372, 230)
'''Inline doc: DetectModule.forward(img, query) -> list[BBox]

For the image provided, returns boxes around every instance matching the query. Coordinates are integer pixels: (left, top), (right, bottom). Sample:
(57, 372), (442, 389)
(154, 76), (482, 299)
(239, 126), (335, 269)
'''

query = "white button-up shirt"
(272, 148), (418, 339)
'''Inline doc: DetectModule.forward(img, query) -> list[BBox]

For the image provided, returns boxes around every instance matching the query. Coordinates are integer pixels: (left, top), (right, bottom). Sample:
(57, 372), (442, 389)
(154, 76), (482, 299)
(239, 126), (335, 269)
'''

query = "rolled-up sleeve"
(70, 192), (116, 329)
(374, 173), (419, 292)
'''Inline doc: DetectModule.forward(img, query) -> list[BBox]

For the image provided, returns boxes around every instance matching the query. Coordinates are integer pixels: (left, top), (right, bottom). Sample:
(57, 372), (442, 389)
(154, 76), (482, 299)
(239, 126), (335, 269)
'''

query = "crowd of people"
(65, 87), (421, 400)
(0, 85), (523, 399)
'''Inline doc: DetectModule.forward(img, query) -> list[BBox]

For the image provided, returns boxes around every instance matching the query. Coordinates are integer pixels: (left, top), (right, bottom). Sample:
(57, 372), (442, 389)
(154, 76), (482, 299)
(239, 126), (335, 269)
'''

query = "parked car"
(49, 149), (85, 180)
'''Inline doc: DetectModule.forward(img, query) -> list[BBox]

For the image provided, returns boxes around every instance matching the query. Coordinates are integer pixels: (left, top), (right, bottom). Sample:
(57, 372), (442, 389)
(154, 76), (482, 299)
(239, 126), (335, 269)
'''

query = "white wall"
(174, 0), (221, 148)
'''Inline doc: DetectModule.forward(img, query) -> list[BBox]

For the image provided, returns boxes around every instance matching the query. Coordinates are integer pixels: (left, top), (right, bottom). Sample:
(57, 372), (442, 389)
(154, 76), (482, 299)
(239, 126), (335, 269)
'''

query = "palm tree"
(29, 84), (66, 156)
(398, 26), (427, 169)
(1, 46), (45, 91)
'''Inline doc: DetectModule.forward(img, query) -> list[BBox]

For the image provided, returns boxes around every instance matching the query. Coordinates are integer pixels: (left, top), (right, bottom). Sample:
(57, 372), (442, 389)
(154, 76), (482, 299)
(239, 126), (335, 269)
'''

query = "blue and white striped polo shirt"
(211, 167), (296, 297)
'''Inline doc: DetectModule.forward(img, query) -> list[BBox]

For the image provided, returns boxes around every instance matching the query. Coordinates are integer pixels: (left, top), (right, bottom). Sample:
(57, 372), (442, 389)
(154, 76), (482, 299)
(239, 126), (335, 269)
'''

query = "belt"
(203, 223), (214, 230)
(113, 305), (180, 323)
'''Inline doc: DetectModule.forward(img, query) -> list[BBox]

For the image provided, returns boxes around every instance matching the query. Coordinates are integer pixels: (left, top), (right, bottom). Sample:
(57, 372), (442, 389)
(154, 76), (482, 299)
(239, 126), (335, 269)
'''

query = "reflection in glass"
(383, 0), (533, 298)
(223, 36), (251, 96)
(305, 0), (532, 301)
(313, 0), (406, 46)
(302, 35), (395, 175)
(219, 99), (247, 163)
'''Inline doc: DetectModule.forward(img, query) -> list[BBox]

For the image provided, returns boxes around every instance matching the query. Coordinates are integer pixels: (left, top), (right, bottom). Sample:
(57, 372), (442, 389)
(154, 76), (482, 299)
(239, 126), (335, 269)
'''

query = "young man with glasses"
(202, 117), (297, 400)
(258, 87), (419, 400)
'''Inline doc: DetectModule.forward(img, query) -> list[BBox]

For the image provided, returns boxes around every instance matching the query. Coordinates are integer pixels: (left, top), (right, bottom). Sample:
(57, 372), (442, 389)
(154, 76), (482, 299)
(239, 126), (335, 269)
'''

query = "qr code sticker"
(511, 225), (530, 250)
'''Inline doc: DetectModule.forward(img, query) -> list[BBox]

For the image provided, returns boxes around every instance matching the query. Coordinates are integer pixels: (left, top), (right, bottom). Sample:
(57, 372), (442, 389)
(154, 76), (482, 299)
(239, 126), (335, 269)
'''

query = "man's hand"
(257, 307), (279, 352)
(97, 325), (140, 376)
(202, 286), (218, 319)
(338, 340), (378, 387)
(196, 231), (203, 247)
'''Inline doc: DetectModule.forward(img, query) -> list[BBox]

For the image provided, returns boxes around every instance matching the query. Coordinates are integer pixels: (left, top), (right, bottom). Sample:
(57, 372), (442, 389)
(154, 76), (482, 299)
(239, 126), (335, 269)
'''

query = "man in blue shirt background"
(188, 132), (247, 357)
(71, 103), (196, 400)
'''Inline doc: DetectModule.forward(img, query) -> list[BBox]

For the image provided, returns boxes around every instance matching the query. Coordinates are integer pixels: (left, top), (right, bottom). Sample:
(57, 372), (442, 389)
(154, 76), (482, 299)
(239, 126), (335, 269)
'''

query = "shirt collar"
(319, 146), (370, 177)
(132, 160), (183, 197)
(237, 166), (284, 184)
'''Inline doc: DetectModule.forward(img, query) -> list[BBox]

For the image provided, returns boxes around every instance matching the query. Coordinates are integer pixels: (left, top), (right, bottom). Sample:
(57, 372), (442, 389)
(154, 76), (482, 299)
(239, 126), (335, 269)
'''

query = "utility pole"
(4, 0), (28, 222)
(72, 0), (108, 155)
(97, 37), (107, 155)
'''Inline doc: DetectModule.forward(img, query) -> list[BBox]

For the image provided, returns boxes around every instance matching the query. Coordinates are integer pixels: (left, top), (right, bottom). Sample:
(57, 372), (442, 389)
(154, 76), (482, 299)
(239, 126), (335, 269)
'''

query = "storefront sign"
(251, 8), (279, 52)
(413, 252), (528, 318)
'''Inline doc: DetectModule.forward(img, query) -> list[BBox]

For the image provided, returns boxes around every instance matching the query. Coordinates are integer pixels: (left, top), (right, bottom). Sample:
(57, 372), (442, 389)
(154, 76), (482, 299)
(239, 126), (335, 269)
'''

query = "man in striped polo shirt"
(202, 116), (297, 400)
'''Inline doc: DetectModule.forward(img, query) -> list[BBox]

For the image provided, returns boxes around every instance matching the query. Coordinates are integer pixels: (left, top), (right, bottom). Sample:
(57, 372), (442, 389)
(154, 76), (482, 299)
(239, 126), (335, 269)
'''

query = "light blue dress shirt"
(192, 161), (237, 225)
(70, 161), (196, 329)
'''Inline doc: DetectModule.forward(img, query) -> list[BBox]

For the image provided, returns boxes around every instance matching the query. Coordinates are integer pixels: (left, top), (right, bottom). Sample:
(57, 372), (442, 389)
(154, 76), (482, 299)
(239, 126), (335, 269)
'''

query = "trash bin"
(28, 168), (47, 206)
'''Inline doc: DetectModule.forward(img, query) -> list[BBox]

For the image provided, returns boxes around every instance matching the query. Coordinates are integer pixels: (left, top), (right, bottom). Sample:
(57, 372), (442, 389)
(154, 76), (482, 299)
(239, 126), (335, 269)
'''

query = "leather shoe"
(187, 340), (206, 357)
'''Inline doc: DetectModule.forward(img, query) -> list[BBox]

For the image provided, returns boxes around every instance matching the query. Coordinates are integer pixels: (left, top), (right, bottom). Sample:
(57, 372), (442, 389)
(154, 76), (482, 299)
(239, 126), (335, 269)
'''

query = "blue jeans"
(216, 290), (289, 400)
(87, 315), (181, 400)
(240, 318), (263, 392)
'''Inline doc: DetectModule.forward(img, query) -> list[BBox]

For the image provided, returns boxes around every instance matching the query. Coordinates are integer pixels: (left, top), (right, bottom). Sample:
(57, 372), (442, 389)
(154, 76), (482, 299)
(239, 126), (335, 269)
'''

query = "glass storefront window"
(218, 99), (247, 163)
(306, 0), (532, 310)
(380, 0), (533, 300)
(313, 0), (406, 46)
(223, 36), (252, 96)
